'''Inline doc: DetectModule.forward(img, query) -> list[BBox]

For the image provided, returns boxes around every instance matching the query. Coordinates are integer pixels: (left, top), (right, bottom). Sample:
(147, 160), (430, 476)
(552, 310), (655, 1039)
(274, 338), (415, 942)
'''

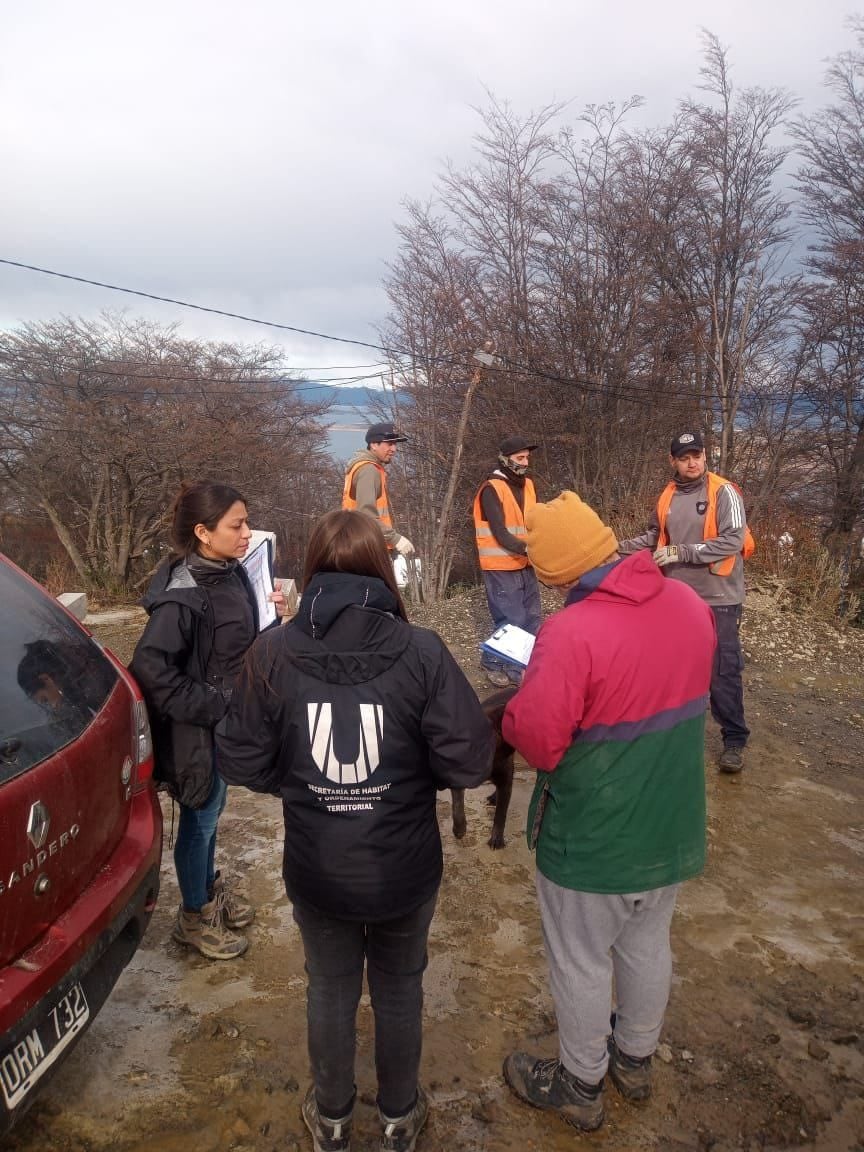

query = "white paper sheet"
(480, 623), (536, 668)
(241, 536), (277, 631)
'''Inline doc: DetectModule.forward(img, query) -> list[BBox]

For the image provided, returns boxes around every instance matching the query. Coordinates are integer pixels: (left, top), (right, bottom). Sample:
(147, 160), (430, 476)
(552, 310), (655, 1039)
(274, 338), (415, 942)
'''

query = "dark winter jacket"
(216, 571), (494, 921)
(130, 556), (260, 809)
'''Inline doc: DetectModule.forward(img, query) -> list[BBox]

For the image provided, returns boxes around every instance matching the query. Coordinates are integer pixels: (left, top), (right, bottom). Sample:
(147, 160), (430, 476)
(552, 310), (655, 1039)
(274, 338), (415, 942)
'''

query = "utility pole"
(430, 343), (498, 598)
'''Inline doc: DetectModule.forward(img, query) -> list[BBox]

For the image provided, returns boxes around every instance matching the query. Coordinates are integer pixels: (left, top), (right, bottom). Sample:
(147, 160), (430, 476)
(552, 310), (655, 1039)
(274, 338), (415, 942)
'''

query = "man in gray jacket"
(342, 423), (415, 557)
(618, 431), (750, 773)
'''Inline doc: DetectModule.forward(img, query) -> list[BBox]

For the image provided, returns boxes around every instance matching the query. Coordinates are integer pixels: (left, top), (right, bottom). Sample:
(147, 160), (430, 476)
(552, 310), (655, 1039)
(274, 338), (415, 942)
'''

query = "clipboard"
(241, 533), (277, 631)
(480, 623), (536, 669)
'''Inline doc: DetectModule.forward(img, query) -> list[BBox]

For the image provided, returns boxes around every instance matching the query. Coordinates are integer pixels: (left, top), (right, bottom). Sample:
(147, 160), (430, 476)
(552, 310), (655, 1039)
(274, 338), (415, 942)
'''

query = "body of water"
(327, 405), (369, 463)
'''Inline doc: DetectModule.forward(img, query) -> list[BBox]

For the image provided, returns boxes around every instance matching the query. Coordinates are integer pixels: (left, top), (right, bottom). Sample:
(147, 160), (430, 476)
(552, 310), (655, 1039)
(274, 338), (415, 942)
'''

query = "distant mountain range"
(301, 384), (383, 407)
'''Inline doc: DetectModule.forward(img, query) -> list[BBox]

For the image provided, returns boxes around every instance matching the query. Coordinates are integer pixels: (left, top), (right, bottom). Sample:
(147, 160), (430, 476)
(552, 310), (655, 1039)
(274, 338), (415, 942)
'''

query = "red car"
(0, 553), (162, 1133)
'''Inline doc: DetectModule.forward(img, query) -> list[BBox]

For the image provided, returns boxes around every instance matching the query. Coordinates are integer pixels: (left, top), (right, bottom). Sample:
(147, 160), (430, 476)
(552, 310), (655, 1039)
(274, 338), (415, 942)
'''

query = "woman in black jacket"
(217, 509), (492, 1152)
(131, 480), (263, 962)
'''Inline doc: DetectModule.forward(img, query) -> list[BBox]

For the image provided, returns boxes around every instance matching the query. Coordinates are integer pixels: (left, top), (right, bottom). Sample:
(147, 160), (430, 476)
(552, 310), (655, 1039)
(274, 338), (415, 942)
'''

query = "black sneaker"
(503, 1052), (604, 1132)
(301, 1085), (352, 1152)
(379, 1087), (429, 1152)
(607, 1036), (652, 1101)
(718, 746), (745, 773)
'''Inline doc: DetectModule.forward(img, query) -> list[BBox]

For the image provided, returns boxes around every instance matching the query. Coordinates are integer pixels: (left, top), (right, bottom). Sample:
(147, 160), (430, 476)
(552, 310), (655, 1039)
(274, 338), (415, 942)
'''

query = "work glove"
(395, 536), (415, 557)
(653, 545), (681, 567)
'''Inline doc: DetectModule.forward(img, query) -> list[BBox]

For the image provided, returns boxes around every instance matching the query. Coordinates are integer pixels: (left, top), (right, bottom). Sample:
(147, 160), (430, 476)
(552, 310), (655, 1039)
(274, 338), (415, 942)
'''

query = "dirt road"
(7, 588), (863, 1152)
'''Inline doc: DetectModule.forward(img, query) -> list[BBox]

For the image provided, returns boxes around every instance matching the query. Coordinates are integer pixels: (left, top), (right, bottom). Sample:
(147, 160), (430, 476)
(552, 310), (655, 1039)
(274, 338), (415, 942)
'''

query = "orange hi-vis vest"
(473, 477), (536, 571)
(343, 459), (394, 535)
(656, 471), (755, 577)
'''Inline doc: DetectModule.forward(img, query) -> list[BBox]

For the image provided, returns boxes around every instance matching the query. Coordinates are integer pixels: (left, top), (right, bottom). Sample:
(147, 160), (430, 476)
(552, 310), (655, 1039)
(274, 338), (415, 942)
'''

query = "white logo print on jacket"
(307, 702), (383, 785)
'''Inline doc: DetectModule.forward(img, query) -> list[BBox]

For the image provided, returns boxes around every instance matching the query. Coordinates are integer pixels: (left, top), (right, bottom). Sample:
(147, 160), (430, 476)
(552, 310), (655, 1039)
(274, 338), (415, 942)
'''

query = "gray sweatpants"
(536, 871), (680, 1085)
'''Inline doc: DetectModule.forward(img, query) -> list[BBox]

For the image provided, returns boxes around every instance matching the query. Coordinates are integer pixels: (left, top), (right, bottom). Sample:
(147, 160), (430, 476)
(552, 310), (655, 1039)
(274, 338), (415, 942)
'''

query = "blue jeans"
(710, 605), (750, 748)
(480, 567), (542, 676)
(292, 893), (438, 1119)
(174, 769), (227, 911)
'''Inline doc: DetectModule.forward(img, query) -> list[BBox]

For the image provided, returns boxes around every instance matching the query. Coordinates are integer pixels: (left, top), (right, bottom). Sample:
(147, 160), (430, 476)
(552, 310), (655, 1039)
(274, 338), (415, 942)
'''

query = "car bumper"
(0, 790), (161, 1132)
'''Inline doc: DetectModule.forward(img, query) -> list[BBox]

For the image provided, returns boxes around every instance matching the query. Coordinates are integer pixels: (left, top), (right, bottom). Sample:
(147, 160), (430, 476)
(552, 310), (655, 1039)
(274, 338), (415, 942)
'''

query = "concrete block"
(57, 592), (88, 621)
(83, 608), (145, 626)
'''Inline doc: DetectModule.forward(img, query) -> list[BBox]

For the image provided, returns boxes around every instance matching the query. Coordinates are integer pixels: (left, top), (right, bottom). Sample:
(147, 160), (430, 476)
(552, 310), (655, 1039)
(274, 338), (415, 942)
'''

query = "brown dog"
(451, 686), (518, 849)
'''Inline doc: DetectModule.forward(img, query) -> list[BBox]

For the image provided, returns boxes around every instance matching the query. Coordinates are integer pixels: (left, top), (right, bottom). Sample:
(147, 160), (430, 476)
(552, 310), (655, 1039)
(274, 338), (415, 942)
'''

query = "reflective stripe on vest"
(343, 460), (394, 532)
(656, 471), (755, 577)
(472, 478), (536, 571)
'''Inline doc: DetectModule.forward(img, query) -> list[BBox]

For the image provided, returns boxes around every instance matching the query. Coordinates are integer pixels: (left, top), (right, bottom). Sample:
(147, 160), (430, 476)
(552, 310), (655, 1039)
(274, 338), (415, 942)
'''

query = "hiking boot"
(607, 1036), (652, 1101)
(302, 1085), (353, 1152)
(484, 669), (512, 689)
(210, 871), (255, 929)
(301, 1085), (352, 1152)
(718, 746), (745, 774)
(379, 1086), (429, 1152)
(503, 1052), (604, 1132)
(171, 897), (248, 960)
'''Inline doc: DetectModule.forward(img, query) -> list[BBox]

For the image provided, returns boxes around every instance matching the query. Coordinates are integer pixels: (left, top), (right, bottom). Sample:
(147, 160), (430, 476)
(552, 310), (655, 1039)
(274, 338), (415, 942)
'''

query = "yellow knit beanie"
(525, 491), (619, 586)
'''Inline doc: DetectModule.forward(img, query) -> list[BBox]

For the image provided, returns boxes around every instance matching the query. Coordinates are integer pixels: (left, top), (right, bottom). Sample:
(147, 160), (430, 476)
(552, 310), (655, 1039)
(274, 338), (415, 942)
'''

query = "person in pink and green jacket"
(500, 491), (716, 1134)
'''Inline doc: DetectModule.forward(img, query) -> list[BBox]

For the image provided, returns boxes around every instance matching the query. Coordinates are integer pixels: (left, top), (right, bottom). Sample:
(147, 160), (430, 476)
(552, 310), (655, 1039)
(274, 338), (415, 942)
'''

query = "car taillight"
(132, 698), (154, 790)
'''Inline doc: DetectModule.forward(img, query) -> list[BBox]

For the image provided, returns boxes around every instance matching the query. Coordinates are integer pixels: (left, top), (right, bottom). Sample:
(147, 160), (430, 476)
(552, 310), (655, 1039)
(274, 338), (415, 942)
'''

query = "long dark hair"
(303, 510), (408, 621)
(170, 480), (247, 556)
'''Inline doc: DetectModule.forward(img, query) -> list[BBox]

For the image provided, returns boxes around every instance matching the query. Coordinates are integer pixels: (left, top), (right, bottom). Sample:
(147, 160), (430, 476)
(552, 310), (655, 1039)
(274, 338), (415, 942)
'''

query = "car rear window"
(0, 563), (118, 783)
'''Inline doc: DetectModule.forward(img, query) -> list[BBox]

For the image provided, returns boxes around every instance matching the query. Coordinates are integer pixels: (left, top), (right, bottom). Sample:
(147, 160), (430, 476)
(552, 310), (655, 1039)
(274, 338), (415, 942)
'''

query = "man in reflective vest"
(343, 423), (415, 556)
(473, 435), (542, 688)
(618, 431), (751, 773)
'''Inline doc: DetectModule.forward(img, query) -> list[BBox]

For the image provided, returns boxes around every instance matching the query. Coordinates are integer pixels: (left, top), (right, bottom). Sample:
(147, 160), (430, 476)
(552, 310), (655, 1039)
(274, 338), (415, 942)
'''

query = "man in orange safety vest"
(343, 423), (414, 557)
(472, 435), (542, 688)
(618, 431), (752, 774)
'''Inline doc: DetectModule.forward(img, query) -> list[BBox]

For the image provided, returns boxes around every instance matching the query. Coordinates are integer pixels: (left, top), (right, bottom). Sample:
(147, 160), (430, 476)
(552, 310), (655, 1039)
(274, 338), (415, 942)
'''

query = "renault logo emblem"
(26, 801), (50, 851)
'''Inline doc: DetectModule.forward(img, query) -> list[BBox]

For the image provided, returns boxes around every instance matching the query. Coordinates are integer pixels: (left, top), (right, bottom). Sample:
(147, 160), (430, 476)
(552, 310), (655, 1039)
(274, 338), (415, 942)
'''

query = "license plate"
(0, 983), (89, 1110)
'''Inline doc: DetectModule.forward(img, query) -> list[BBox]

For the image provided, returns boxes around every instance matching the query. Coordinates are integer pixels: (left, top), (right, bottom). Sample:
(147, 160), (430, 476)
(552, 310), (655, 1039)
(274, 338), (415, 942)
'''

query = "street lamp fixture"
(472, 345), (499, 369)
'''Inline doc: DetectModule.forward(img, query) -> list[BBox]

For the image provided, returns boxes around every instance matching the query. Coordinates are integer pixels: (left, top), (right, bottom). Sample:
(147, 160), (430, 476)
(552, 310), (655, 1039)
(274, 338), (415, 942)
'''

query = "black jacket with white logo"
(216, 572), (493, 921)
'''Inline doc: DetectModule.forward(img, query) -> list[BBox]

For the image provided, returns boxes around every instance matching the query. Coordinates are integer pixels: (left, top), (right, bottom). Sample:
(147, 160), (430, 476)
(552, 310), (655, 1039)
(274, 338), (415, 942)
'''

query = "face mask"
(499, 454), (528, 476)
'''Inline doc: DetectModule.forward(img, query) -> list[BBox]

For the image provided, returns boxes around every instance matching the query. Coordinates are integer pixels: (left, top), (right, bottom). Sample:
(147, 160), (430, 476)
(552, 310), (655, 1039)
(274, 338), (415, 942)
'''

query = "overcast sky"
(1, 0), (858, 382)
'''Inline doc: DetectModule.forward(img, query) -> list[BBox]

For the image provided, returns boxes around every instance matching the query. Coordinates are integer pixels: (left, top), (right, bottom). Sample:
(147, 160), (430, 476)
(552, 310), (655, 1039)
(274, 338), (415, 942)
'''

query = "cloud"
(1, 0), (855, 371)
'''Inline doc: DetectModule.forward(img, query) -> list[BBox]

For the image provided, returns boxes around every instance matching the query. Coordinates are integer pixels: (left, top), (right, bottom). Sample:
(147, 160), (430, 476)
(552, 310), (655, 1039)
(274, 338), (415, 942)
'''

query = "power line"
(0, 369), (385, 399)
(1, 360), (840, 410)
(0, 258), (408, 357)
(3, 371), (838, 423)
(0, 257), (715, 398)
(0, 256), (839, 408)
(0, 350), (392, 376)
(0, 349), (818, 412)
(289, 362), (391, 371)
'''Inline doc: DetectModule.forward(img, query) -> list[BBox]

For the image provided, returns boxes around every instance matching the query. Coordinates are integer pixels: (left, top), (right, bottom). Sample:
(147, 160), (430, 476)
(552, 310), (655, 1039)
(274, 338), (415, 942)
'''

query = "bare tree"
(0, 315), (332, 590)
(673, 31), (796, 473)
(379, 35), (850, 597)
(793, 20), (864, 558)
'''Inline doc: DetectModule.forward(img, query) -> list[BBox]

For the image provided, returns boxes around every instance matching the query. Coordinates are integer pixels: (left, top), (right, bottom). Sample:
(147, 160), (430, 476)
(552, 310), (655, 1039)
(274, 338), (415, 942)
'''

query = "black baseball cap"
(366, 422), (408, 445)
(670, 431), (705, 458)
(499, 435), (538, 456)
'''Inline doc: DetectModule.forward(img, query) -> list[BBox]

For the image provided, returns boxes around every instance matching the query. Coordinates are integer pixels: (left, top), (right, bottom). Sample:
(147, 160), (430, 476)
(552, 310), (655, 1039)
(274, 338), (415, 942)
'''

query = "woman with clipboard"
(131, 480), (281, 961)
